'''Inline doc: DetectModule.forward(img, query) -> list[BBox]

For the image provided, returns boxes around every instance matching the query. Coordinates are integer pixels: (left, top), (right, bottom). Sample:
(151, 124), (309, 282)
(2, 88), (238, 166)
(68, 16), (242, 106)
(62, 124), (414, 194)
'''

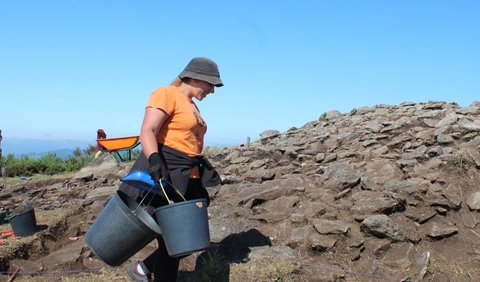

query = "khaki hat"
(178, 57), (223, 87)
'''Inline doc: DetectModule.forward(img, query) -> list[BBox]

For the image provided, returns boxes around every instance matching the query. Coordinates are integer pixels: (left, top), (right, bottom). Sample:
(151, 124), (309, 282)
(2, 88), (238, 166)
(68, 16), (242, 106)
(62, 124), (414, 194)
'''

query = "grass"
(457, 150), (468, 169)
(1, 171), (76, 189)
(319, 112), (327, 121)
(192, 248), (229, 282)
(452, 263), (473, 280)
(425, 264), (435, 276)
(10, 268), (129, 282)
(230, 256), (299, 282)
(473, 246), (480, 260)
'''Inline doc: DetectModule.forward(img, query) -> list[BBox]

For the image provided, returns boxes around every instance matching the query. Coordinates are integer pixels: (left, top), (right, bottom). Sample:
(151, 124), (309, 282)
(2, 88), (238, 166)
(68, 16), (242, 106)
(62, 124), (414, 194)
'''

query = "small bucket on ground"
(154, 198), (210, 257)
(8, 206), (38, 237)
(0, 211), (7, 224)
(86, 190), (162, 266)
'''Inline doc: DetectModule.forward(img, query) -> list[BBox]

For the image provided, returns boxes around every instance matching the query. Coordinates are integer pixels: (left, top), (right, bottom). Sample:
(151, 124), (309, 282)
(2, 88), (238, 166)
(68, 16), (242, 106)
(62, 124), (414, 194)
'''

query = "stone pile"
(1, 101), (480, 281)
(203, 100), (480, 281)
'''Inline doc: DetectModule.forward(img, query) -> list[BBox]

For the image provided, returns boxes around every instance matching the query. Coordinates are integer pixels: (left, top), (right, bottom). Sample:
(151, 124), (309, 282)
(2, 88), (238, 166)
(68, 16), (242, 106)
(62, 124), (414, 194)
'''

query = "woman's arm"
(140, 107), (169, 158)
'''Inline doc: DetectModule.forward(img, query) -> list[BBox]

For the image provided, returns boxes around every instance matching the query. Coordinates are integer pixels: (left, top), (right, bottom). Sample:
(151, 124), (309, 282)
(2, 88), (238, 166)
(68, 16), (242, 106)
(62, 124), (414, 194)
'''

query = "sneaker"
(127, 261), (152, 282)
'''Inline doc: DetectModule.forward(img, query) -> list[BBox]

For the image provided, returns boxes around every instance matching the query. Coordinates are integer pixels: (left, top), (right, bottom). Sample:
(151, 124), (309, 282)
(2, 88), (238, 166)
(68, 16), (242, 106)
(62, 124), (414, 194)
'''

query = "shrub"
(1, 146), (95, 177)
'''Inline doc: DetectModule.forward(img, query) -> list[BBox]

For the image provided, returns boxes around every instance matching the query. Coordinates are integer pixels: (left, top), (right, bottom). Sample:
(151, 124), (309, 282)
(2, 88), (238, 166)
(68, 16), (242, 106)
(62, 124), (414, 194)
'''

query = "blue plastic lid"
(121, 170), (164, 193)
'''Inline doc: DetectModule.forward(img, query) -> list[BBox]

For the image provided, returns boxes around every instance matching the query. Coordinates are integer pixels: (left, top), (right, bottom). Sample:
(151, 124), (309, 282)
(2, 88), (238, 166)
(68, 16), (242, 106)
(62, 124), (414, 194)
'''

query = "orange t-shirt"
(146, 86), (207, 157)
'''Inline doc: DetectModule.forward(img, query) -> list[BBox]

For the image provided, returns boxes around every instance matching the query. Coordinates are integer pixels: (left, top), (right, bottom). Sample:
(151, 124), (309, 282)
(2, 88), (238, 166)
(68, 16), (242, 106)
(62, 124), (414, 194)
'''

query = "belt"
(189, 166), (200, 178)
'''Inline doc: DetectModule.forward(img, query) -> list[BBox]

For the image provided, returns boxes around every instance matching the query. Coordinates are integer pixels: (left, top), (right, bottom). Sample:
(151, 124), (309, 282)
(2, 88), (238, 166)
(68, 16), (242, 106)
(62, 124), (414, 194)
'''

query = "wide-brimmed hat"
(178, 57), (223, 87)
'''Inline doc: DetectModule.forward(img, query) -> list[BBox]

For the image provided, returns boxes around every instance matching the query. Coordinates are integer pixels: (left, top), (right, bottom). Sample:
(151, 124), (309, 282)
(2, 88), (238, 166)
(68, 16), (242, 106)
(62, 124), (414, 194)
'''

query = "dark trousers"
(119, 153), (209, 282)
(143, 178), (208, 281)
(143, 235), (179, 281)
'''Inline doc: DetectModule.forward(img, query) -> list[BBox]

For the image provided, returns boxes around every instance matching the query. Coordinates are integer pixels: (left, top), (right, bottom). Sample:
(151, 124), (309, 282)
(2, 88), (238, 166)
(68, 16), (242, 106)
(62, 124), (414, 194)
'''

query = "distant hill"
(22, 148), (76, 159)
(0, 136), (240, 160)
(1, 137), (92, 158)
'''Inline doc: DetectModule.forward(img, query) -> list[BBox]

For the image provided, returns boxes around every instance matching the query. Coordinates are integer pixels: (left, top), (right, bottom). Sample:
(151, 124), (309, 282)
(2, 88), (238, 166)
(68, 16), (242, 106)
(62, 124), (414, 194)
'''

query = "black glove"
(148, 152), (168, 183)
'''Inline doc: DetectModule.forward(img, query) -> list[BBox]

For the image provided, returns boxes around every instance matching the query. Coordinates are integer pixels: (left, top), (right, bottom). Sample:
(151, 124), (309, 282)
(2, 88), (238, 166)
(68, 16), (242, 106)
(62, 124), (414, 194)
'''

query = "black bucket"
(8, 206), (37, 237)
(154, 199), (210, 257)
(86, 190), (162, 266)
(0, 212), (7, 224)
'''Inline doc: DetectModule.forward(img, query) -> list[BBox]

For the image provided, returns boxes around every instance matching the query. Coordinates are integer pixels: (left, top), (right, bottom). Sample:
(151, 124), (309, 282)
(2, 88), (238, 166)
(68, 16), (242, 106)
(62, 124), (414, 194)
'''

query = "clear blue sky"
(1, 1), (479, 154)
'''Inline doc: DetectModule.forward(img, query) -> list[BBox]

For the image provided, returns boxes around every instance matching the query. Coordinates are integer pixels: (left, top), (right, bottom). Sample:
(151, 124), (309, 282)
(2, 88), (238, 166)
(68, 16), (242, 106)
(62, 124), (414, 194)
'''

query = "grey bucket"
(154, 198), (210, 257)
(8, 206), (37, 237)
(86, 190), (162, 266)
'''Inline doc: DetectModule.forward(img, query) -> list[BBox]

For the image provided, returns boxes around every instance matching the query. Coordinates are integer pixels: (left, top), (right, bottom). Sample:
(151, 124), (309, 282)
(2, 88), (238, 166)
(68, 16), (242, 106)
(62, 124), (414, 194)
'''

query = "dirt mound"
(1, 100), (480, 281)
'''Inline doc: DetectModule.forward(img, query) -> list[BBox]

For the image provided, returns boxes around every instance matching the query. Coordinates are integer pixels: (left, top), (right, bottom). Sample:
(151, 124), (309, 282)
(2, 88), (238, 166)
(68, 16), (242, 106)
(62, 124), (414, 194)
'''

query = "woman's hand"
(148, 152), (168, 182)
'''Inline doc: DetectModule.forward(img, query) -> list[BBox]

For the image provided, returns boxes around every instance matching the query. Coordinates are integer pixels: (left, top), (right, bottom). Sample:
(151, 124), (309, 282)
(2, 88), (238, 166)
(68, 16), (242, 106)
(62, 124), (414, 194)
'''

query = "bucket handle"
(4, 203), (34, 221)
(134, 184), (160, 214)
(134, 178), (186, 214)
(4, 213), (16, 221)
(159, 180), (186, 204)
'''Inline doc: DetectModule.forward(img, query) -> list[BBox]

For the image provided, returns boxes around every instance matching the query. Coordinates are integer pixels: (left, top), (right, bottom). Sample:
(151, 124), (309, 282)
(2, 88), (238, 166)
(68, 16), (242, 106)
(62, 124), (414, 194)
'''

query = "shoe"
(127, 261), (152, 282)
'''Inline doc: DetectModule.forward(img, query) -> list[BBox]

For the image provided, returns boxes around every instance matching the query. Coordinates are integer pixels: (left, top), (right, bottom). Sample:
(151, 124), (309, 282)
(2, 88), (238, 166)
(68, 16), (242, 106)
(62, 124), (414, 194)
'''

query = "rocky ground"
(1, 100), (480, 281)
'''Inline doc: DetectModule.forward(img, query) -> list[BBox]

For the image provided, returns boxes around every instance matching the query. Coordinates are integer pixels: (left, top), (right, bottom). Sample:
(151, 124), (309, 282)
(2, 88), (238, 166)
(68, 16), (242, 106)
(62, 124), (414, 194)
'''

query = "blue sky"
(1, 1), (479, 155)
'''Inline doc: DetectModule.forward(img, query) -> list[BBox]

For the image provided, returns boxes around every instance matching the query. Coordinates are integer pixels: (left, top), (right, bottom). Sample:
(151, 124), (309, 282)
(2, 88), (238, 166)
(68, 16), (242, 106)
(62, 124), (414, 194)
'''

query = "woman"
(94, 129), (107, 159)
(119, 57), (223, 281)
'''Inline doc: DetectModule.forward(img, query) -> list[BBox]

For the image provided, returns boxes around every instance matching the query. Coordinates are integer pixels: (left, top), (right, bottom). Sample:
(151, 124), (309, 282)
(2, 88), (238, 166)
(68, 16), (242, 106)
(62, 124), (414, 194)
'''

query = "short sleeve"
(146, 86), (176, 115)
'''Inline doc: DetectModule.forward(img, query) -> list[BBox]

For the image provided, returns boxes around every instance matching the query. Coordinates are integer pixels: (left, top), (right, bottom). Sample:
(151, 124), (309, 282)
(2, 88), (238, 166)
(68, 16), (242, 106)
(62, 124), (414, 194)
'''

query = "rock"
(289, 226), (315, 247)
(300, 201), (326, 218)
(351, 191), (406, 215)
(302, 261), (346, 282)
(404, 207), (436, 224)
(9, 259), (43, 273)
(466, 192), (480, 210)
(436, 134), (454, 144)
(461, 212), (480, 228)
(209, 217), (252, 243)
(251, 195), (300, 223)
(416, 251), (431, 281)
(426, 222), (458, 240)
(260, 129), (280, 140)
(383, 242), (416, 270)
(362, 160), (403, 190)
(466, 147), (480, 168)
(372, 239), (391, 257)
(312, 219), (351, 235)
(36, 239), (87, 270)
(323, 110), (342, 120)
(423, 101), (445, 110)
(248, 245), (298, 264)
(436, 113), (458, 128)
(315, 153), (325, 162)
(76, 153), (118, 179)
(249, 159), (266, 169)
(361, 214), (404, 241)
(384, 178), (430, 196)
(74, 171), (94, 182)
(85, 186), (117, 200)
(457, 118), (480, 131)
(230, 156), (250, 164)
(308, 233), (337, 251)
(441, 185), (463, 210)
(364, 120), (384, 133)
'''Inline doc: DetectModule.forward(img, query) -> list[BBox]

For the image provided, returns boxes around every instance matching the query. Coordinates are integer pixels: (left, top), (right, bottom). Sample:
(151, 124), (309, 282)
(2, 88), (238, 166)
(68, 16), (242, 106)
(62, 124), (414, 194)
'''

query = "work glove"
(148, 152), (168, 183)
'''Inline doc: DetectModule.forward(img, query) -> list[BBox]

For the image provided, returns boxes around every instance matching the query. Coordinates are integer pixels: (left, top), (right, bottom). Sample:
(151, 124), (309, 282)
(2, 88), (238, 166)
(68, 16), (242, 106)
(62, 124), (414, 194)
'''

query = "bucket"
(86, 190), (162, 266)
(8, 206), (38, 237)
(0, 211), (7, 224)
(154, 199), (210, 257)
